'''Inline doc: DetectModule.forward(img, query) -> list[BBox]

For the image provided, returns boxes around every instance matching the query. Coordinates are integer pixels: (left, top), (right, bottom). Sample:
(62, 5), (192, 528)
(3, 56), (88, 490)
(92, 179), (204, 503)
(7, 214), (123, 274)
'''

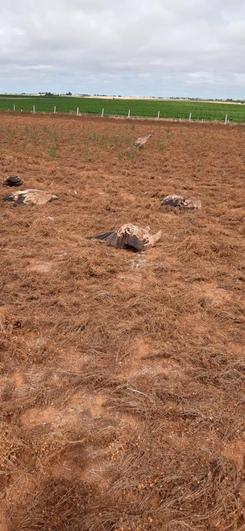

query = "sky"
(0, 0), (245, 99)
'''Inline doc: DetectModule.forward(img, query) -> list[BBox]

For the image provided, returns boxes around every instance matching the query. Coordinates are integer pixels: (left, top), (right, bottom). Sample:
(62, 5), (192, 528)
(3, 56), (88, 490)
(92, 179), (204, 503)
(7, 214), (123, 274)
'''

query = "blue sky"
(0, 0), (245, 98)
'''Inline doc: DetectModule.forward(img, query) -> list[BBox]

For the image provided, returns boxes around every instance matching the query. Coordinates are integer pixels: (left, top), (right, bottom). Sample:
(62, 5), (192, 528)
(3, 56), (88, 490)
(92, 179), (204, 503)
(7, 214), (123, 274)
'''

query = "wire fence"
(0, 98), (245, 123)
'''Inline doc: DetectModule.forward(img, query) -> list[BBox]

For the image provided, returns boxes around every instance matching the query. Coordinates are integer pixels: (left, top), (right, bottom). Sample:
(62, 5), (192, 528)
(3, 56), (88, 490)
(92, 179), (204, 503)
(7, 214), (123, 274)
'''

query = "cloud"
(0, 0), (244, 97)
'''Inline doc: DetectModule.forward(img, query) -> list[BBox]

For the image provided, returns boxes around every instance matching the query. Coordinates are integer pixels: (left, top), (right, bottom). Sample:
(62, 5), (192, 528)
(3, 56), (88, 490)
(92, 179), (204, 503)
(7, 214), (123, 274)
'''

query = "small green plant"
(117, 151), (124, 161)
(30, 128), (38, 144)
(49, 143), (56, 159)
(159, 142), (166, 153)
(87, 132), (97, 142)
(49, 129), (58, 140)
(99, 134), (111, 148)
(127, 149), (135, 161)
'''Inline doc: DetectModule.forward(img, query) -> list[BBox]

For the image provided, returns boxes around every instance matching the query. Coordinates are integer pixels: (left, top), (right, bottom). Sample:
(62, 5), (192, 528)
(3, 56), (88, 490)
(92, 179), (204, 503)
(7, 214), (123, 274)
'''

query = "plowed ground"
(0, 115), (244, 531)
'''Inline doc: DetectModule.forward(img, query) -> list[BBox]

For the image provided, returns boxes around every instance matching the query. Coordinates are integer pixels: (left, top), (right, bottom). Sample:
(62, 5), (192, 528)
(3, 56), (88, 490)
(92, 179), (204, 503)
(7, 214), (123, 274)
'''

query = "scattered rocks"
(3, 175), (23, 187)
(3, 189), (58, 206)
(161, 195), (201, 210)
(90, 223), (162, 252)
(135, 134), (152, 149)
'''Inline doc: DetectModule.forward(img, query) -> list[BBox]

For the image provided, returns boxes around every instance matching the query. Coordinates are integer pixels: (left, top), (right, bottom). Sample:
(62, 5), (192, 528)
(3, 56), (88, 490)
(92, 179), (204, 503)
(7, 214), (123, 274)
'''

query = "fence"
(0, 98), (244, 123)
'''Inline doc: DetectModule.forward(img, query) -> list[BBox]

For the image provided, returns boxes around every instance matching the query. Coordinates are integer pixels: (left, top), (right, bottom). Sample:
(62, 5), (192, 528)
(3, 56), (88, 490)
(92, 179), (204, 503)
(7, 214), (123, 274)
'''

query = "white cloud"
(0, 0), (244, 97)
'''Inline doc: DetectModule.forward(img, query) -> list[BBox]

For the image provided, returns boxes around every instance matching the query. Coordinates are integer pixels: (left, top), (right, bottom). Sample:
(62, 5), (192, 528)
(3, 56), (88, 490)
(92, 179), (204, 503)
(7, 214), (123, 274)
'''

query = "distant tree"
(66, 92), (72, 96)
(44, 92), (54, 97)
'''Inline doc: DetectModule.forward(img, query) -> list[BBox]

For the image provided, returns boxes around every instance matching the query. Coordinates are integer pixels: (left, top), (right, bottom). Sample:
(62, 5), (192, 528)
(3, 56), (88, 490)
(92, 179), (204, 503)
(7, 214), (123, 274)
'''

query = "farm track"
(0, 114), (244, 530)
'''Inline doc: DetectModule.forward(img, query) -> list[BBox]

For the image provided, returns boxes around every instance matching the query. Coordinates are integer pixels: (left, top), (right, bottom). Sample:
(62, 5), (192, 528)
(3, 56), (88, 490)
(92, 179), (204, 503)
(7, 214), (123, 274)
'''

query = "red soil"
(0, 114), (244, 530)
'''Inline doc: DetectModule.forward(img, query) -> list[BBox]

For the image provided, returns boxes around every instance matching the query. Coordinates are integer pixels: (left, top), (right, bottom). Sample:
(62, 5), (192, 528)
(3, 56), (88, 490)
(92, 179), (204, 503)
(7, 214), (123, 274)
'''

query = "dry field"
(0, 114), (244, 531)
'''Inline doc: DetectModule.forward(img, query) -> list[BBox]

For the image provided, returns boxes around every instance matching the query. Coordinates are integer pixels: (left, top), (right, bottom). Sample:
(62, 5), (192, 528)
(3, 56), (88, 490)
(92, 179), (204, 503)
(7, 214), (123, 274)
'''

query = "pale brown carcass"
(90, 223), (162, 252)
(3, 189), (58, 206)
(161, 195), (201, 210)
(134, 133), (152, 149)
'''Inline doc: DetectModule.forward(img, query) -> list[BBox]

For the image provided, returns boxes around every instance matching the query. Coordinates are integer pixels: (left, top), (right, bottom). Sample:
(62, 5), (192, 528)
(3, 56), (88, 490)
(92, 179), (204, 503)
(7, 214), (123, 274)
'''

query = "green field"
(0, 95), (244, 122)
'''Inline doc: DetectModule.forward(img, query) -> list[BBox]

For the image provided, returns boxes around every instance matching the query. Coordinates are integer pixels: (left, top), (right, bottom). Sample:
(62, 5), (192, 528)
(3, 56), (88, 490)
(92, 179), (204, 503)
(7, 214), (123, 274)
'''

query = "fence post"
(13, 104), (16, 112)
(76, 107), (79, 116)
(33, 105), (35, 113)
(225, 114), (228, 125)
(189, 112), (192, 121)
(157, 111), (160, 119)
(101, 108), (104, 118)
(128, 109), (131, 118)
(54, 106), (56, 114)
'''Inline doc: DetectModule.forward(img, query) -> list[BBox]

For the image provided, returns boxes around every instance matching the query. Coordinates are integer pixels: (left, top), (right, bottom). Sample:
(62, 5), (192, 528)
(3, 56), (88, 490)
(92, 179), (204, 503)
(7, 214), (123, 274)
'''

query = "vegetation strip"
(0, 95), (245, 122)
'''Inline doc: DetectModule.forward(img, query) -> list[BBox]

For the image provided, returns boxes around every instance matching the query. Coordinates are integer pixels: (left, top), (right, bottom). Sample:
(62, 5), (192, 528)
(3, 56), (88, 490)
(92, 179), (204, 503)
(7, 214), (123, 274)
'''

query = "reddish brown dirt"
(0, 114), (244, 531)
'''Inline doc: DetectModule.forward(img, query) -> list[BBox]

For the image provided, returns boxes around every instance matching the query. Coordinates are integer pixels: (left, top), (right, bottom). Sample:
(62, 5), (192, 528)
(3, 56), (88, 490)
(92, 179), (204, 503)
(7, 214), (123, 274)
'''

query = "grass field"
(0, 95), (245, 122)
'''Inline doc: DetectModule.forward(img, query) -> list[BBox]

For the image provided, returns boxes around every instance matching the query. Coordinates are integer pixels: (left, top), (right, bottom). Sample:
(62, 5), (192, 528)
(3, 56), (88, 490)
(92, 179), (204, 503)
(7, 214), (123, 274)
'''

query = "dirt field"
(0, 115), (244, 531)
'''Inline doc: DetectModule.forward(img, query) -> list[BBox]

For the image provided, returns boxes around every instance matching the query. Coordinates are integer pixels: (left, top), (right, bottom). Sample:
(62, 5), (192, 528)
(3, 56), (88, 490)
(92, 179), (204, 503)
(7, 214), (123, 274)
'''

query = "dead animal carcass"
(161, 195), (201, 210)
(90, 223), (162, 252)
(3, 189), (58, 206)
(3, 176), (23, 187)
(134, 134), (152, 149)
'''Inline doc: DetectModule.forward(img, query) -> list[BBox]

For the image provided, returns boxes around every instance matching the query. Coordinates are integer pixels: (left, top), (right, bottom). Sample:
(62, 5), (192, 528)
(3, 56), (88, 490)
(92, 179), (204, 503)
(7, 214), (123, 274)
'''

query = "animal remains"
(90, 223), (162, 252)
